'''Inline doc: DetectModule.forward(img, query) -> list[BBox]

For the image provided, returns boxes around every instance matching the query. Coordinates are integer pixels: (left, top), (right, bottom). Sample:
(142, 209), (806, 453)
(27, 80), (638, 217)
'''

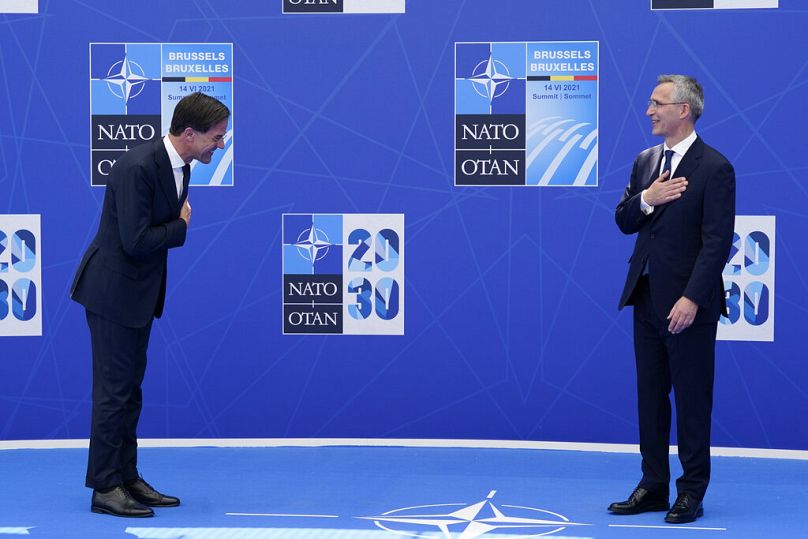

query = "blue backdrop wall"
(1, 0), (806, 450)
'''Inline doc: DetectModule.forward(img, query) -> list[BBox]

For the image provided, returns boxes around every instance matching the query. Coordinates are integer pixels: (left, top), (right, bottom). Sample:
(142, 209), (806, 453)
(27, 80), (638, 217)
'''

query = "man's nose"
(217, 138), (225, 149)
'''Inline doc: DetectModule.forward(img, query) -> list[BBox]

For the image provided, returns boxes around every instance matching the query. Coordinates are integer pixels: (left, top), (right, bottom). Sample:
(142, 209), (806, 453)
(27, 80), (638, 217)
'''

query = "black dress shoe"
(665, 493), (703, 523)
(125, 478), (180, 507)
(608, 487), (669, 514)
(91, 486), (154, 517)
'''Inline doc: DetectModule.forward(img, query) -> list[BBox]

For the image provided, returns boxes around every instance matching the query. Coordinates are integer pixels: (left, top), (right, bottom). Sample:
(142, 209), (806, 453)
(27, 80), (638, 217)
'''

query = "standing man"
(610, 75), (735, 524)
(71, 92), (230, 517)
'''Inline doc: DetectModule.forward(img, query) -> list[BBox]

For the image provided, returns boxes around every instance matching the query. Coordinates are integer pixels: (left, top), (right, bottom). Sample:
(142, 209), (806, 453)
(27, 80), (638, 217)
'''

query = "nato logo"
(283, 214), (343, 334)
(360, 490), (589, 537)
(284, 0), (343, 12)
(456, 41), (599, 187)
(455, 42), (526, 186)
(652, 0), (777, 9)
(89, 42), (234, 188)
(282, 0), (405, 14)
(90, 43), (161, 187)
(282, 213), (404, 335)
(124, 489), (590, 538)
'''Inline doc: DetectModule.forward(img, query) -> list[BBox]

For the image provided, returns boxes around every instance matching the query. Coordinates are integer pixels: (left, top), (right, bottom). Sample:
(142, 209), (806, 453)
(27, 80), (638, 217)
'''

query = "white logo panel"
(0, 215), (42, 337)
(718, 215), (775, 342)
(342, 214), (404, 336)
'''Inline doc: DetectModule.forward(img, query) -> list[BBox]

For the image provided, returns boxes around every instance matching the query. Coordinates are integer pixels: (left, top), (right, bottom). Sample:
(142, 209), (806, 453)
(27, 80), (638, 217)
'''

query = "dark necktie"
(662, 149), (674, 177)
(180, 164), (190, 199)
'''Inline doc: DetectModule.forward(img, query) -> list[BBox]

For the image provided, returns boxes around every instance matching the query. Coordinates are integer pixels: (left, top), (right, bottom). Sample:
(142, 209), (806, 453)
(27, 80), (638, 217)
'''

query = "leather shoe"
(91, 486), (154, 517)
(125, 478), (180, 507)
(608, 487), (669, 514)
(665, 493), (703, 523)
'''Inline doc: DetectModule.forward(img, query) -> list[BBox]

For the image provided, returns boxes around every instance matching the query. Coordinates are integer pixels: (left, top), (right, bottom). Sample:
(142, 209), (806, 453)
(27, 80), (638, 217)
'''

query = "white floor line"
(1, 438), (807, 460)
(226, 513), (339, 518)
(609, 524), (727, 531)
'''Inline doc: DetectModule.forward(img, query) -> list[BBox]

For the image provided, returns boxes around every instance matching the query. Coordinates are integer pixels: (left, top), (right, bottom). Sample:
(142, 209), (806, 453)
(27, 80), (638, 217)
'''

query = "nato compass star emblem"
(104, 56), (149, 103)
(466, 56), (515, 103)
(358, 490), (590, 538)
(294, 226), (333, 264)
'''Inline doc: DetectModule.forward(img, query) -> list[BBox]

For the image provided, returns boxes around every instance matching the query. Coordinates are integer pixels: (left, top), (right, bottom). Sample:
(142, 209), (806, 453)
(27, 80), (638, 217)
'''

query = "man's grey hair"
(658, 74), (704, 122)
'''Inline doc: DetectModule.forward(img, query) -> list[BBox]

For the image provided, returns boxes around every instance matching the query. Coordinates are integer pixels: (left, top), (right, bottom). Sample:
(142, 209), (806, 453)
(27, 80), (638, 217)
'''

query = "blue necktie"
(662, 149), (674, 178)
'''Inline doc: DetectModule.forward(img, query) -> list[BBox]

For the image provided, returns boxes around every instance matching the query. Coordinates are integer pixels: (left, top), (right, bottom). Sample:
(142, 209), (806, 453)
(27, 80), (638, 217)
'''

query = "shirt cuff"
(640, 190), (654, 215)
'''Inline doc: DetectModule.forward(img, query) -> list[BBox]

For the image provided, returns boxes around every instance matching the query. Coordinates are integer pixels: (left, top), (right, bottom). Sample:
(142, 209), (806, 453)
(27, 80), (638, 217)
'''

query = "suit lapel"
(642, 145), (664, 189)
(670, 136), (704, 181)
(153, 139), (180, 212)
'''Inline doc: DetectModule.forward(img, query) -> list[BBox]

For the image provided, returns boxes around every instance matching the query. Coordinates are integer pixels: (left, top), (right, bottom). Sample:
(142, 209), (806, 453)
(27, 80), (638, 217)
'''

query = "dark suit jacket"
(616, 136), (735, 323)
(71, 139), (189, 328)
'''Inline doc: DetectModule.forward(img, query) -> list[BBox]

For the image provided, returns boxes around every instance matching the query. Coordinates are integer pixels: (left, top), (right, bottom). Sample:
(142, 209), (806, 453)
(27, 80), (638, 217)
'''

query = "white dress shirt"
(162, 136), (186, 199)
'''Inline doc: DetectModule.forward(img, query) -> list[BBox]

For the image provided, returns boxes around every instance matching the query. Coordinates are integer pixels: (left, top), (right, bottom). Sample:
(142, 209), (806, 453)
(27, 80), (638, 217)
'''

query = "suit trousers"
(632, 276), (716, 501)
(85, 310), (152, 489)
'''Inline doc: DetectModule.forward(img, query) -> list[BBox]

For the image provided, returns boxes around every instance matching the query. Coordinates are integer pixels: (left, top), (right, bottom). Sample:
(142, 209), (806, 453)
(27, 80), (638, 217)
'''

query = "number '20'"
(0, 229), (38, 321)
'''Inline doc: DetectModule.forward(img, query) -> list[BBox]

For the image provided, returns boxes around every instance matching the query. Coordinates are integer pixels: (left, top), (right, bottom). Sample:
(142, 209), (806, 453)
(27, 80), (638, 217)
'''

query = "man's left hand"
(667, 296), (698, 334)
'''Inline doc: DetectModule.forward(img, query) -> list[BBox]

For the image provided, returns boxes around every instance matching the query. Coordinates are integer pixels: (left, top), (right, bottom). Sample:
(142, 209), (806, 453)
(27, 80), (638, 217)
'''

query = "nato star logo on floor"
(358, 490), (590, 538)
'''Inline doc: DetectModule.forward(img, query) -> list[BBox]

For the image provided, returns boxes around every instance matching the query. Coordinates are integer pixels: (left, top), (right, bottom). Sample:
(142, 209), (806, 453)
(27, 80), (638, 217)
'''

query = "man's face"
(189, 119), (228, 164)
(647, 82), (685, 139)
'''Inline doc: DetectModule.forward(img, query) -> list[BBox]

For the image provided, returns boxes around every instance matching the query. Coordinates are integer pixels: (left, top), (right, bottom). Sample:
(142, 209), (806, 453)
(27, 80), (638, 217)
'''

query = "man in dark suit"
(610, 75), (735, 524)
(71, 92), (229, 517)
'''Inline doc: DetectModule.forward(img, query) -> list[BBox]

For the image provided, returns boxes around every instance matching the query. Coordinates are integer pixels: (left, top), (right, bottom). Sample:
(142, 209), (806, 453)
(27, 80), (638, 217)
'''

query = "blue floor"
(0, 445), (806, 538)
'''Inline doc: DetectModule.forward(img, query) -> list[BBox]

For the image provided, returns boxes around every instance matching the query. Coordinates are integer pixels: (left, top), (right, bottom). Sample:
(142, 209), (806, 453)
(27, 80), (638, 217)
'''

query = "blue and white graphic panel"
(525, 41), (598, 187)
(282, 213), (404, 335)
(90, 42), (233, 187)
(455, 41), (598, 187)
(161, 44), (233, 187)
(0, 215), (42, 337)
(718, 215), (775, 342)
(342, 214), (404, 335)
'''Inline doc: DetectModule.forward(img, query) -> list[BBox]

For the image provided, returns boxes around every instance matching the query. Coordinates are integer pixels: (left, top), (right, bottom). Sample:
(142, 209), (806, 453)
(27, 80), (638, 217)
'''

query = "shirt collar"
(665, 130), (698, 156)
(163, 136), (186, 169)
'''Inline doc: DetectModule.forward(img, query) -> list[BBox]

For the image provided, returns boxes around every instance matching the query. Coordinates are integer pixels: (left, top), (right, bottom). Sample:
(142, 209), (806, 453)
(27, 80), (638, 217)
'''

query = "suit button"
(650, 234), (655, 239)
